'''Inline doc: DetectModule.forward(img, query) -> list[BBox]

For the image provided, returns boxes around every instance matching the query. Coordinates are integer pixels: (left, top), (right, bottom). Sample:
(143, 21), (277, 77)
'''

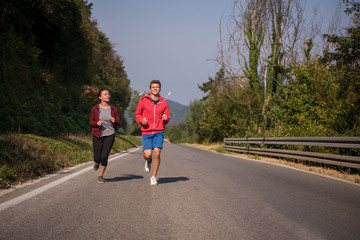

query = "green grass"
(215, 147), (228, 153)
(0, 133), (142, 188)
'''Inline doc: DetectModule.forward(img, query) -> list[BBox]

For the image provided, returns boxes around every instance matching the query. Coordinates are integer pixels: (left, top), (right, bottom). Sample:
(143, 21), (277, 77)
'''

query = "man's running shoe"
(93, 162), (99, 171)
(145, 161), (151, 172)
(98, 176), (105, 184)
(150, 176), (158, 186)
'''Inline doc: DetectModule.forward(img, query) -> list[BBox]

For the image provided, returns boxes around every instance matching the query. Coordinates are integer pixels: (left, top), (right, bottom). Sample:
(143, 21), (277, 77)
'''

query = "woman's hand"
(97, 120), (103, 126)
(111, 117), (115, 123)
(162, 114), (168, 121)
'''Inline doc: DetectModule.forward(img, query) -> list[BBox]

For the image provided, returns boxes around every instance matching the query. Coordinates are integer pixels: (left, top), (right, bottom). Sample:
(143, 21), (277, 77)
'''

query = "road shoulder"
(181, 143), (360, 186)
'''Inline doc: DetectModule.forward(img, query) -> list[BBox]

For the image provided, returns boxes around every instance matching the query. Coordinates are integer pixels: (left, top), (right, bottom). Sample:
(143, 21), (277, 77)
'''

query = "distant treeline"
(0, 0), (131, 135)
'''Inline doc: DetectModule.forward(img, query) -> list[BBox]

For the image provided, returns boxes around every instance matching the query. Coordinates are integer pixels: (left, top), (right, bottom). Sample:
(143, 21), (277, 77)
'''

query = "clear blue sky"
(88, 0), (349, 106)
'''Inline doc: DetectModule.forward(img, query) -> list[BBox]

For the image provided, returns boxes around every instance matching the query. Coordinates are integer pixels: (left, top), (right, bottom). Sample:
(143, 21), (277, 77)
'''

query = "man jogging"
(135, 80), (170, 185)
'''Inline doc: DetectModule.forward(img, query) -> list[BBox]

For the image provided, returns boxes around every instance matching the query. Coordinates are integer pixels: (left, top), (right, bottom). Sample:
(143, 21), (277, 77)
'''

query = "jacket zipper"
(152, 104), (156, 134)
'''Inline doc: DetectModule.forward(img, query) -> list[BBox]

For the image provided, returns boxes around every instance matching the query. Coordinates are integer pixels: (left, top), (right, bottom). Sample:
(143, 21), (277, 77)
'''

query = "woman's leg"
(99, 134), (115, 177)
(93, 136), (103, 164)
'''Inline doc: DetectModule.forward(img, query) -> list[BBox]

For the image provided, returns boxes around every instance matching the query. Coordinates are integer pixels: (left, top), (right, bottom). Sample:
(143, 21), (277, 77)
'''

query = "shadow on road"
(158, 177), (190, 184)
(105, 174), (144, 182)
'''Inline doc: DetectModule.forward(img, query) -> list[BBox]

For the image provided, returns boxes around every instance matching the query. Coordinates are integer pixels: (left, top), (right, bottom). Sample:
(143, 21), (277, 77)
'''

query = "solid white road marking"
(0, 147), (140, 212)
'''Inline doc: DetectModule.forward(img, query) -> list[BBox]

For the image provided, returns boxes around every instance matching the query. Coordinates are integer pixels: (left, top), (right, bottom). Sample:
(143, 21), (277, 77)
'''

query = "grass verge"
(183, 143), (360, 185)
(0, 133), (142, 188)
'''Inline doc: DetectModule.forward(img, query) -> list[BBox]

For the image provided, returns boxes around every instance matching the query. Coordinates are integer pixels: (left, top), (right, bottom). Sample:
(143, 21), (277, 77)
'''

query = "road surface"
(1, 143), (359, 239)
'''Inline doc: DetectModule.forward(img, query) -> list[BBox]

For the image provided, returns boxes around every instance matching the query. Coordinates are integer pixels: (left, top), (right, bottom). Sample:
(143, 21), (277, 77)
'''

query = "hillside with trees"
(0, 0), (131, 135)
(0, 0), (133, 187)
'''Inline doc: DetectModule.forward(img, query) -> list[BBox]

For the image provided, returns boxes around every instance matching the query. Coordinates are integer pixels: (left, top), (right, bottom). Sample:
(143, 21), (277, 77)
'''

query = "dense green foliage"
(169, 0), (360, 144)
(0, 0), (131, 135)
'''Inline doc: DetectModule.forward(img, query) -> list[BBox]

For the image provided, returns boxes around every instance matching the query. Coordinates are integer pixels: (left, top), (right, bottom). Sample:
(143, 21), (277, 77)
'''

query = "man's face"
(150, 83), (161, 96)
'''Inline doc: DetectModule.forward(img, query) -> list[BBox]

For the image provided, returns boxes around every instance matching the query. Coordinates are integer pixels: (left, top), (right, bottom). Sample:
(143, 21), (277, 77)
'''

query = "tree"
(198, 68), (225, 99)
(126, 90), (142, 135)
(194, 68), (249, 142)
(0, 0), (131, 135)
(323, 0), (360, 70)
(167, 125), (183, 143)
(270, 0), (360, 137)
(215, 0), (304, 134)
(320, 0), (360, 135)
(185, 99), (205, 142)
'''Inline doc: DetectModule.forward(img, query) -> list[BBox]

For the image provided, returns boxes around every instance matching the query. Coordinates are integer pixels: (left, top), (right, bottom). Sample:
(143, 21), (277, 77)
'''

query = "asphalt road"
(1, 142), (360, 240)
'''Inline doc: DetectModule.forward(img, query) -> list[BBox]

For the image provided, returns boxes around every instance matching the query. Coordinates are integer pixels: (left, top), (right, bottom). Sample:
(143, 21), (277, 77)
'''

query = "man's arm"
(135, 100), (145, 125)
(162, 101), (170, 125)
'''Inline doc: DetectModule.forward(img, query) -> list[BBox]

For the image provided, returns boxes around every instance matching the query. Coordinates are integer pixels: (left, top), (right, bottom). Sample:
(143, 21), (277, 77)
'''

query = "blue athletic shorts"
(142, 132), (164, 150)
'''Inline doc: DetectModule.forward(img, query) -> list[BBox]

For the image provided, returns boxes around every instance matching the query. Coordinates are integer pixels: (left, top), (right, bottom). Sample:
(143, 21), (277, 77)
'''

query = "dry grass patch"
(184, 143), (360, 185)
(183, 143), (223, 152)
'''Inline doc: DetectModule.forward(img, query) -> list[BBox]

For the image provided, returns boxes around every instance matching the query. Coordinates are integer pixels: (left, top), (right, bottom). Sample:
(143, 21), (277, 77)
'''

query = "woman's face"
(99, 90), (110, 102)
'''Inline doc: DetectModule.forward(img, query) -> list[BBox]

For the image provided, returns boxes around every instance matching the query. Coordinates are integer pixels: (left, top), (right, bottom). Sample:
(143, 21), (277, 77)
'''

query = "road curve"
(0, 142), (359, 240)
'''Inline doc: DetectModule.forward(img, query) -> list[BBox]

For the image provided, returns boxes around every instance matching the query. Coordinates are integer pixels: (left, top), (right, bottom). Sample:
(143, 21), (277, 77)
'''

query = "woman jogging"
(89, 89), (121, 183)
(135, 80), (170, 185)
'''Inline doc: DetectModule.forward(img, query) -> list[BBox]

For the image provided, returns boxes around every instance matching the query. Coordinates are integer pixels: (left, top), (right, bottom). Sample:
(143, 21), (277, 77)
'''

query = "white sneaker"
(145, 161), (151, 172)
(150, 176), (158, 185)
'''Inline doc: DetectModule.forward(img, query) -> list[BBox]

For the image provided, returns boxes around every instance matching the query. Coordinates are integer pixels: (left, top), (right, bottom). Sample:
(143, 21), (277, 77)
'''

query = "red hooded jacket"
(89, 104), (121, 138)
(135, 93), (170, 135)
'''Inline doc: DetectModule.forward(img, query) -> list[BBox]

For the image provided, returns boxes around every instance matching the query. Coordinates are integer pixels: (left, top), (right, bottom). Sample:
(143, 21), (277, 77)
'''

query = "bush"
(0, 165), (17, 188)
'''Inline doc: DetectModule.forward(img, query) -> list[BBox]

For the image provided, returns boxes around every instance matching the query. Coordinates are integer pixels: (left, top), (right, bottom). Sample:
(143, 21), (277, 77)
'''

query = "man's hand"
(111, 117), (115, 123)
(162, 114), (168, 121)
(97, 120), (104, 126)
(142, 117), (148, 125)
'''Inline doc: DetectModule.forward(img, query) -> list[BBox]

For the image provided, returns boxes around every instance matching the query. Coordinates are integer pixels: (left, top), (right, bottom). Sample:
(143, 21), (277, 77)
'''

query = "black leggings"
(93, 134), (115, 166)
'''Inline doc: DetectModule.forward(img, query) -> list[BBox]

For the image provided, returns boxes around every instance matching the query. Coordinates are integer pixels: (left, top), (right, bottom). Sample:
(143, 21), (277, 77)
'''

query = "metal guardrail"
(222, 137), (360, 169)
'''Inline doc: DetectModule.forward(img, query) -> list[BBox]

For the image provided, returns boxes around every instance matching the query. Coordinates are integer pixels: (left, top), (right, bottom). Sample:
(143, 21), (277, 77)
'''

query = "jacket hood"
(141, 93), (165, 103)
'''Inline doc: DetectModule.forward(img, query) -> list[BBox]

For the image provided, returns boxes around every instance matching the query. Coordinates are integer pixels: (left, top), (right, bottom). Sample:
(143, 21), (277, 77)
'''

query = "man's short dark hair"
(150, 80), (161, 89)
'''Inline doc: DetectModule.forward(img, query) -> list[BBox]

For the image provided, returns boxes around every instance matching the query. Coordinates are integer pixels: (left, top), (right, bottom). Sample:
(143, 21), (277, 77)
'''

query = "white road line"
(0, 147), (140, 212)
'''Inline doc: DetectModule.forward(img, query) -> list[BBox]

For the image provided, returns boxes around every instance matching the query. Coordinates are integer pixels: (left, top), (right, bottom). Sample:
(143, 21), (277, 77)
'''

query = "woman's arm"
(89, 106), (99, 127)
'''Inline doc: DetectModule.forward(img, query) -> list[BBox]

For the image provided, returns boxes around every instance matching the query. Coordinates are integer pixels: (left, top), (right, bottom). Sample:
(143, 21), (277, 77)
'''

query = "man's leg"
(143, 149), (152, 163)
(142, 133), (154, 172)
(144, 149), (152, 172)
(152, 148), (161, 177)
(142, 133), (153, 163)
(151, 132), (164, 178)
